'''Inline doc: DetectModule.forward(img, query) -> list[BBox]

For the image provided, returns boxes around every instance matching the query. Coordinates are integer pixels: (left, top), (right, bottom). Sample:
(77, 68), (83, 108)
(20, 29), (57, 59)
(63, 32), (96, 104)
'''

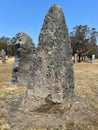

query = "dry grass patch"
(74, 60), (98, 110)
(0, 58), (14, 83)
(0, 57), (98, 130)
(0, 57), (26, 130)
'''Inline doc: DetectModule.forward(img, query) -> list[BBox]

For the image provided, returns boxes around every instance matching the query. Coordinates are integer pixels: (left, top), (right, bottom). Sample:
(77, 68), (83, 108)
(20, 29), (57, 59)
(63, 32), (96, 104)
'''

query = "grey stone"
(8, 6), (96, 129)
(91, 54), (95, 64)
(12, 32), (35, 85)
(74, 53), (78, 63)
(1, 49), (6, 63)
(9, 4), (75, 129)
(21, 4), (74, 111)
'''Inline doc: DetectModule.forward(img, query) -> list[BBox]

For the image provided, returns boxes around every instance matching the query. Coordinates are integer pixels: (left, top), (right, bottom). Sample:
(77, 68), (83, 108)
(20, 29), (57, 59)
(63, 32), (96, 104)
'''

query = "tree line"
(0, 25), (98, 60)
(70, 25), (98, 61)
(0, 36), (15, 56)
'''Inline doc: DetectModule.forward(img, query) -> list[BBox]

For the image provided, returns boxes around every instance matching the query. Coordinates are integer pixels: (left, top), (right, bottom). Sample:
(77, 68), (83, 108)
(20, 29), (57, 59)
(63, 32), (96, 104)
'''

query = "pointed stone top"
(46, 4), (65, 24)
(38, 4), (68, 48)
(50, 4), (61, 9)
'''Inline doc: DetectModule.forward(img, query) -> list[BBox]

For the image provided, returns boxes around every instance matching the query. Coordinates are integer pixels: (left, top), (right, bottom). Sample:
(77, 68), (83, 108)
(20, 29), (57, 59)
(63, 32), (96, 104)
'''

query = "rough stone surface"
(20, 4), (74, 111)
(12, 4), (74, 111)
(8, 5), (97, 130)
(12, 32), (35, 85)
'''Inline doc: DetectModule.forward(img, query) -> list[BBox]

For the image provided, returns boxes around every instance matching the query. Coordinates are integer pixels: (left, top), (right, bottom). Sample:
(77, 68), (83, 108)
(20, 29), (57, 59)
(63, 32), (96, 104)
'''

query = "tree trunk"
(78, 54), (81, 62)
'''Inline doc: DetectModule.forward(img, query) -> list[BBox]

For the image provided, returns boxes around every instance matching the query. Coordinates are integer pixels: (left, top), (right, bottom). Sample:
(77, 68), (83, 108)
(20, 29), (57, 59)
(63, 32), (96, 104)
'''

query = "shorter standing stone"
(74, 53), (78, 64)
(91, 54), (95, 64)
(12, 32), (35, 85)
(1, 49), (6, 63)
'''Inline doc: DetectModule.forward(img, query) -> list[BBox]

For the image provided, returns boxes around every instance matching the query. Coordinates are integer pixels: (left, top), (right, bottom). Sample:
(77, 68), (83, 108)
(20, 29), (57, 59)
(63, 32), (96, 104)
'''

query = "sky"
(0, 0), (98, 45)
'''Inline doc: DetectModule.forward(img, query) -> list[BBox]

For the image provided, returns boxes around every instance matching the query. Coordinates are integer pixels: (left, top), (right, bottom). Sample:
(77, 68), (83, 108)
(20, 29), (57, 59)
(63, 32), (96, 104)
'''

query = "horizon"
(0, 0), (98, 44)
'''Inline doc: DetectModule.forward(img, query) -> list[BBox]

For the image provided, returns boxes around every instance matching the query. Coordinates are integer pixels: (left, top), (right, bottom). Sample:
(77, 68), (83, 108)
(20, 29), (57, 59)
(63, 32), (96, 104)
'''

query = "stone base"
(7, 95), (96, 130)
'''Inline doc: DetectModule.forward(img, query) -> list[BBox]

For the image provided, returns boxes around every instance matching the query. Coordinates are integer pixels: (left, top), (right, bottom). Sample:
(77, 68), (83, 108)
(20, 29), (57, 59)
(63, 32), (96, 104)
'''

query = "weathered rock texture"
(8, 5), (96, 130)
(12, 32), (35, 85)
(20, 5), (74, 111)
(12, 5), (74, 111)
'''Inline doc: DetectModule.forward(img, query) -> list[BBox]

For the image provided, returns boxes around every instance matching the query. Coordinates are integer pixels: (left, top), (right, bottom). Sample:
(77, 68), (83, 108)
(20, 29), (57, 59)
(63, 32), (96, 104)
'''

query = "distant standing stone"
(1, 49), (6, 63)
(91, 54), (95, 64)
(74, 53), (78, 63)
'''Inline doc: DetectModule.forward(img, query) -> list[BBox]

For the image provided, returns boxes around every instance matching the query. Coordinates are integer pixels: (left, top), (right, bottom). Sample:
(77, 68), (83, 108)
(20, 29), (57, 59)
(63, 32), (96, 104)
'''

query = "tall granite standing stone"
(12, 32), (35, 85)
(21, 5), (74, 111)
(8, 5), (96, 129)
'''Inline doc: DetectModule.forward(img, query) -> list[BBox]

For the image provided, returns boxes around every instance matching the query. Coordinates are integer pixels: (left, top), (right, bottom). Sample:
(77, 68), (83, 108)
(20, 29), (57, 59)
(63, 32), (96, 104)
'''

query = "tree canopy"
(0, 36), (15, 56)
(70, 25), (98, 61)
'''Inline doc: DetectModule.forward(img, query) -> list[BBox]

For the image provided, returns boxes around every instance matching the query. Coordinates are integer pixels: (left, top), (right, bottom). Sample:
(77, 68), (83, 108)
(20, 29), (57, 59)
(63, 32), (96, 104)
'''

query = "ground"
(0, 58), (98, 130)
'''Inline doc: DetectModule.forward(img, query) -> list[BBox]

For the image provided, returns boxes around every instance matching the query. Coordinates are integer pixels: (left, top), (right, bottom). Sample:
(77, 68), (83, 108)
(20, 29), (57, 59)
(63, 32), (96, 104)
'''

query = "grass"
(0, 57), (98, 130)
(0, 58), (26, 130)
(74, 60), (98, 110)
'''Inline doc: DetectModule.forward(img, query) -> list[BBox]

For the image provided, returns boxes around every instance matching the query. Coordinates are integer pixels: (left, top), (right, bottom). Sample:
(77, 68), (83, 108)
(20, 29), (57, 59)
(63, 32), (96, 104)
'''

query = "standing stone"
(1, 49), (6, 63)
(22, 5), (74, 111)
(91, 54), (95, 64)
(12, 32), (35, 85)
(8, 5), (96, 130)
(74, 53), (78, 63)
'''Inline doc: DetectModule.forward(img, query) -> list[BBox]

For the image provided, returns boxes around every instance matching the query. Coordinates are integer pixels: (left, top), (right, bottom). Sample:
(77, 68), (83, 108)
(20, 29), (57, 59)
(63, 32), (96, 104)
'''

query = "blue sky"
(0, 0), (98, 44)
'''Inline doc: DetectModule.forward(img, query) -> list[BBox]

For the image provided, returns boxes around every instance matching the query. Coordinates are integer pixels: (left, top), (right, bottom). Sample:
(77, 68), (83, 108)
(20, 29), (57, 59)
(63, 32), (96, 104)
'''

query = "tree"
(7, 44), (15, 56)
(0, 36), (15, 56)
(0, 37), (8, 53)
(70, 25), (98, 62)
